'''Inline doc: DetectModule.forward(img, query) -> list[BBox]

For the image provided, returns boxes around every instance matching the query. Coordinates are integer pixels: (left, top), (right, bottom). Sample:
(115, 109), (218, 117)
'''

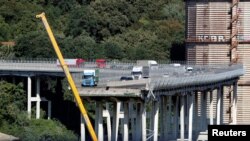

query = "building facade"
(186, 0), (250, 124)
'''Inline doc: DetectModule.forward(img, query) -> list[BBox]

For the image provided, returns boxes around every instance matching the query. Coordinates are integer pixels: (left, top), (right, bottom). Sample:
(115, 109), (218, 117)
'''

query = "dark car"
(120, 76), (133, 81)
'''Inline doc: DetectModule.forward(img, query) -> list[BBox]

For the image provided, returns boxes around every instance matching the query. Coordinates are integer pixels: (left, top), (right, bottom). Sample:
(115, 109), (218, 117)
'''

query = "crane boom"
(36, 12), (98, 141)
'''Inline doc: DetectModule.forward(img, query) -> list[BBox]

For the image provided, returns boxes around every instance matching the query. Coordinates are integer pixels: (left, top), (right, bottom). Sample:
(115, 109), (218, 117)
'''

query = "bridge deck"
(78, 88), (142, 97)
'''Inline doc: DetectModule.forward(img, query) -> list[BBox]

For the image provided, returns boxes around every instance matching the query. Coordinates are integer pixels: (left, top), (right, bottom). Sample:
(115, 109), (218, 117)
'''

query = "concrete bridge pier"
(232, 82), (237, 124)
(80, 115), (85, 141)
(157, 93), (195, 141)
(80, 100), (147, 141)
(104, 103), (112, 141)
(209, 90), (214, 125)
(135, 101), (147, 141)
(111, 101), (121, 141)
(188, 93), (194, 141)
(129, 102), (136, 141)
(160, 96), (172, 141)
(149, 99), (159, 141)
(180, 94), (185, 141)
(173, 96), (179, 139)
(95, 101), (104, 141)
(27, 76), (51, 119)
(216, 87), (221, 125)
(27, 76), (32, 118)
(80, 102), (112, 141)
(122, 102), (129, 141)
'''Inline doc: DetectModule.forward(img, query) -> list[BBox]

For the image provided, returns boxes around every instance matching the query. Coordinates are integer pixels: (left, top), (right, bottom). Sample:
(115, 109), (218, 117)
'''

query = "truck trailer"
(136, 60), (158, 69)
(96, 59), (106, 68)
(56, 58), (85, 67)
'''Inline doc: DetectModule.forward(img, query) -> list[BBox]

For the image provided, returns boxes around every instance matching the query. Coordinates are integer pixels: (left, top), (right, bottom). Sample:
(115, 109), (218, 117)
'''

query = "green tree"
(62, 33), (105, 59)
(14, 31), (56, 58)
(0, 81), (78, 141)
(0, 81), (26, 125)
(65, 6), (100, 38)
(0, 0), (185, 61)
(103, 29), (170, 60)
(0, 16), (11, 41)
(0, 0), (43, 39)
(101, 42), (124, 59)
(66, 0), (139, 41)
(0, 44), (15, 59)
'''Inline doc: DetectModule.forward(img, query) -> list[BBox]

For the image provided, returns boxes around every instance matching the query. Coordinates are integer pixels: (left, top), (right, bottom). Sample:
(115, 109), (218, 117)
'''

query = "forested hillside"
(0, 80), (78, 141)
(0, 0), (185, 60)
(0, 1), (185, 139)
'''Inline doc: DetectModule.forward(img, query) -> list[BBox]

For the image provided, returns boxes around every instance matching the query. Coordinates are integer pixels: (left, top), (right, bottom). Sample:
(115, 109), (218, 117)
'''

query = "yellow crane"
(36, 12), (98, 141)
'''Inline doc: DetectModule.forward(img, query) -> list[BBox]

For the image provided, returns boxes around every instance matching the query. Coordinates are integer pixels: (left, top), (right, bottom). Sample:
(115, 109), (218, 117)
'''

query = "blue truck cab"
(81, 69), (99, 87)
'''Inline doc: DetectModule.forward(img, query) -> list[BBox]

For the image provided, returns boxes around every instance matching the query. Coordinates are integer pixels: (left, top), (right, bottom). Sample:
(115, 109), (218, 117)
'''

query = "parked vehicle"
(186, 66), (193, 72)
(96, 59), (106, 68)
(82, 69), (99, 87)
(137, 60), (158, 69)
(131, 66), (149, 80)
(56, 58), (85, 67)
(120, 76), (133, 81)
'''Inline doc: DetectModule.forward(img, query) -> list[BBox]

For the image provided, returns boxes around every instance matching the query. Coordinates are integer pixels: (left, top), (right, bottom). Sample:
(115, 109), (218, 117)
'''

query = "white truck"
(136, 60), (158, 69)
(56, 58), (85, 67)
(131, 66), (149, 80)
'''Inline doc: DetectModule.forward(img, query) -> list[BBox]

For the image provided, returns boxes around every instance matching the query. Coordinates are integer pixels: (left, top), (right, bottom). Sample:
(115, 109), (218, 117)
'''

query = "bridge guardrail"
(0, 59), (244, 89)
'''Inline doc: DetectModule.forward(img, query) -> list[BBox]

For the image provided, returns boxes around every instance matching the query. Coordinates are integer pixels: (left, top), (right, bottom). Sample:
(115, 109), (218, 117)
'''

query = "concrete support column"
(191, 91), (199, 135)
(123, 102), (129, 141)
(95, 101), (103, 141)
(151, 100), (159, 141)
(141, 102), (147, 141)
(136, 103), (142, 141)
(36, 77), (41, 119)
(209, 90), (213, 125)
(188, 94), (194, 141)
(201, 91), (207, 131)
(232, 82), (237, 124)
(104, 103), (111, 141)
(173, 96), (179, 138)
(180, 95), (185, 141)
(48, 101), (51, 119)
(80, 115), (85, 141)
(194, 91), (198, 134)
(185, 95), (189, 133)
(221, 87), (224, 123)
(216, 87), (222, 125)
(135, 102), (146, 141)
(160, 96), (168, 140)
(27, 76), (32, 119)
(168, 96), (172, 137)
(129, 102), (136, 141)
(111, 102), (121, 141)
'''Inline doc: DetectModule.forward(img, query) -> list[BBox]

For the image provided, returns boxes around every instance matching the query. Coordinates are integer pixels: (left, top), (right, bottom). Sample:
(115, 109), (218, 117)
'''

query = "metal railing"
(0, 59), (244, 89)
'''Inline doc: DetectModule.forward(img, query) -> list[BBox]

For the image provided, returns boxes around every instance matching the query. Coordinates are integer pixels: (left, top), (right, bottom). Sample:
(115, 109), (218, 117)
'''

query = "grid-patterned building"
(186, 0), (250, 124)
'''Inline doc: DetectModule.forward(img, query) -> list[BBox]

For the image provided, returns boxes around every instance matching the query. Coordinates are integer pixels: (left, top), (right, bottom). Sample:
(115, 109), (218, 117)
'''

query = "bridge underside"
(2, 72), (239, 141)
(0, 60), (243, 141)
(80, 77), (239, 141)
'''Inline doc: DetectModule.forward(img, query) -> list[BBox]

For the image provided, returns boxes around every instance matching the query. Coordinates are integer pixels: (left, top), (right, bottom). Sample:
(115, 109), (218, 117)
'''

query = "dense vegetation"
(0, 0), (185, 140)
(0, 0), (185, 60)
(0, 81), (78, 141)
